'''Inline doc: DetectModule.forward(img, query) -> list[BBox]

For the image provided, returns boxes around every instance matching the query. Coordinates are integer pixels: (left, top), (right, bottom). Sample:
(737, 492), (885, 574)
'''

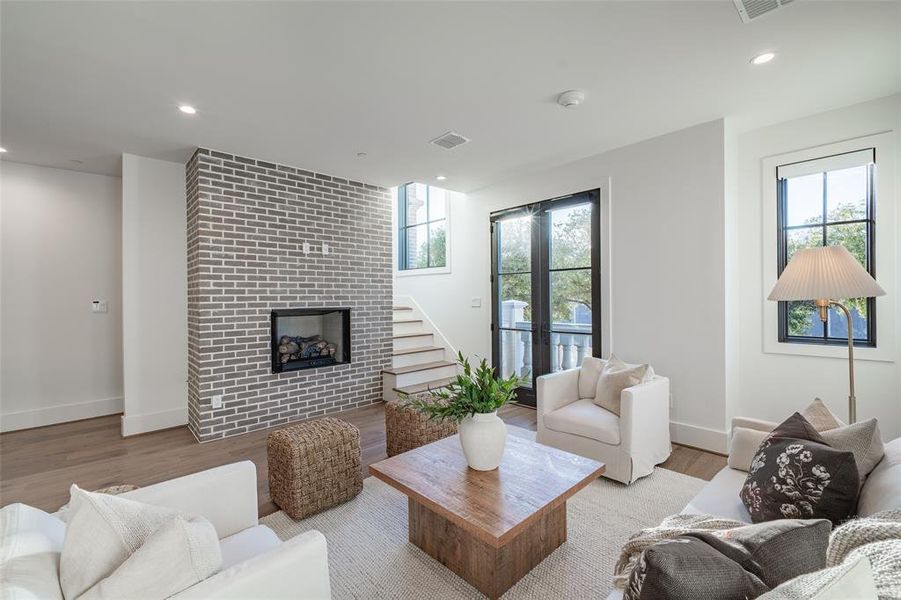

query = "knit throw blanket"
(612, 514), (747, 589)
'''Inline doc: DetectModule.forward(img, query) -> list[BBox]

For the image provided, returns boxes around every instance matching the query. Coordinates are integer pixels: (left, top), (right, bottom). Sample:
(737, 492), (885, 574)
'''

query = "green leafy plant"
(401, 352), (523, 422)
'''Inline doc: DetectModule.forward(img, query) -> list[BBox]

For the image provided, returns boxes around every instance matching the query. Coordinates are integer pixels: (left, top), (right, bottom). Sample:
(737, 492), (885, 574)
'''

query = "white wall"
(1, 162), (123, 431)
(121, 154), (187, 436)
(397, 119), (730, 451)
(735, 94), (901, 440)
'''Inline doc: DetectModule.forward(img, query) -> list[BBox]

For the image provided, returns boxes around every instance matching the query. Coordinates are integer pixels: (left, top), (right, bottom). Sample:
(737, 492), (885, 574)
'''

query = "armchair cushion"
(579, 356), (606, 399)
(543, 399), (621, 445)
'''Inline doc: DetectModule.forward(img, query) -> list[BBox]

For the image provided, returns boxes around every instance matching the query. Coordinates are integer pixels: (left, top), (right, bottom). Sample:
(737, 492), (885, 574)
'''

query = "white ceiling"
(2, 1), (899, 192)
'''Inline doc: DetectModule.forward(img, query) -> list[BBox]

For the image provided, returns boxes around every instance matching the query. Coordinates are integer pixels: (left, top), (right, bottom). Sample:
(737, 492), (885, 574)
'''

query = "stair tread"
(393, 332), (433, 339)
(382, 360), (456, 376)
(392, 345), (444, 356)
(393, 377), (458, 395)
(392, 319), (423, 324)
(393, 306), (413, 311)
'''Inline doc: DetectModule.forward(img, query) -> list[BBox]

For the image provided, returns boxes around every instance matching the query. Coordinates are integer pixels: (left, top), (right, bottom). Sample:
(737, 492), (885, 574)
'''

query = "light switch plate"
(212, 395), (223, 409)
(471, 297), (482, 308)
(322, 243), (330, 255)
(91, 300), (108, 313)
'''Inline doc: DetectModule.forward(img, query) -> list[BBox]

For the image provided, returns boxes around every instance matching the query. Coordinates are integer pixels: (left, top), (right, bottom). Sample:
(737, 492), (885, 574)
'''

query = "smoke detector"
(556, 90), (585, 109)
(733, 0), (795, 23)
(430, 131), (470, 150)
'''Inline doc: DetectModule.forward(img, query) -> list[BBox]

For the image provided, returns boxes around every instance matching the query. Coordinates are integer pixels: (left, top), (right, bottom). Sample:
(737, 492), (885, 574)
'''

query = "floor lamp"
(767, 245), (886, 423)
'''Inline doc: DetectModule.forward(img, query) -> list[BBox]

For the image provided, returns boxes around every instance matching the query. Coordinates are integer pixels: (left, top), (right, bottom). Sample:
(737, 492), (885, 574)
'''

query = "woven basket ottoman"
(386, 395), (458, 457)
(267, 417), (363, 520)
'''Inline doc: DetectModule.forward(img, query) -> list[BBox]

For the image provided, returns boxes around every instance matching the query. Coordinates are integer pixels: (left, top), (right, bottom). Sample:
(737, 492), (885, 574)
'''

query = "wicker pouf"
(386, 396), (458, 457)
(267, 417), (363, 520)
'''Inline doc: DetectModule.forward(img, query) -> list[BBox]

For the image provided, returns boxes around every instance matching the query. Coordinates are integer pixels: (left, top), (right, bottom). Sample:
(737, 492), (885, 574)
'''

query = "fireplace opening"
(271, 308), (351, 373)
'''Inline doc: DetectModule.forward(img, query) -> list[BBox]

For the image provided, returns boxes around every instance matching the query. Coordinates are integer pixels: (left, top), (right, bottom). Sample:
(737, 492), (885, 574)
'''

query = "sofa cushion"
(594, 355), (649, 416)
(820, 418), (884, 487)
(727, 426), (770, 472)
(579, 356), (606, 399)
(60, 485), (221, 599)
(682, 467), (752, 524)
(740, 414), (858, 525)
(801, 398), (845, 432)
(759, 554), (876, 600)
(0, 503), (66, 600)
(543, 398), (621, 445)
(219, 525), (281, 570)
(857, 437), (901, 517)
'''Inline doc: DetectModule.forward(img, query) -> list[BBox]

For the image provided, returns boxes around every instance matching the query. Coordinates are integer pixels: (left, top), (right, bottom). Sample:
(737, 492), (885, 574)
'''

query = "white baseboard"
(121, 407), (188, 437)
(670, 420), (728, 454)
(0, 396), (123, 432)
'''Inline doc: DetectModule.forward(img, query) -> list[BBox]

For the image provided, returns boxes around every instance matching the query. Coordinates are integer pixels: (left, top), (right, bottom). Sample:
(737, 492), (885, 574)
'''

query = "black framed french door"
(490, 190), (601, 406)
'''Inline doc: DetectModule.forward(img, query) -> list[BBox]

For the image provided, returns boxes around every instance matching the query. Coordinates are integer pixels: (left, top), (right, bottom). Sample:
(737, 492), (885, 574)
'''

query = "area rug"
(261, 467), (704, 599)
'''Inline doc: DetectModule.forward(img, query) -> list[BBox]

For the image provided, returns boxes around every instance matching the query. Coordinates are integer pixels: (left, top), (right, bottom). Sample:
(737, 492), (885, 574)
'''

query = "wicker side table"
(267, 417), (363, 520)
(385, 396), (458, 457)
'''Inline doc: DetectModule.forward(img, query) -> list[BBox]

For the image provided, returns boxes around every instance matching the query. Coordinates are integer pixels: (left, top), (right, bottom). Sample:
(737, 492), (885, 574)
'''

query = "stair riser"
(393, 333), (434, 350)
(392, 321), (423, 336)
(392, 365), (458, 388)
(392, 349), (446, 368)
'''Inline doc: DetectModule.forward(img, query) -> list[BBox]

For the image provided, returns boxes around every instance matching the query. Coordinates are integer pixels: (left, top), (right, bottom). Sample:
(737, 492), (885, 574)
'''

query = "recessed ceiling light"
(436, 175), (447, 181)
(556, 90), (585, 108)
(356, 152), (367, 158)
(750, 52), (776, 65)
(0, 147), (7, 153)
(178, 104), (197, 115)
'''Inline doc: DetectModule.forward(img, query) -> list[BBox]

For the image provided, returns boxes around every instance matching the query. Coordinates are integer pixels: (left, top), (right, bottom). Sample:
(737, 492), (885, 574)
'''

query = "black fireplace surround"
(271, 308), (351, 373)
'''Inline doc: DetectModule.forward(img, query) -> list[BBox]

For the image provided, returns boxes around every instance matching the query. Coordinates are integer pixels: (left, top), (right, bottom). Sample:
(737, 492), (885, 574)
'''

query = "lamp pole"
(815, 299), (856, 423)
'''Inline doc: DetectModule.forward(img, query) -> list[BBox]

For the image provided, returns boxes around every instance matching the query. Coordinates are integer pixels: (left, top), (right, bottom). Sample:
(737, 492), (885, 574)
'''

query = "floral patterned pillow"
(740, 413), (859, 525)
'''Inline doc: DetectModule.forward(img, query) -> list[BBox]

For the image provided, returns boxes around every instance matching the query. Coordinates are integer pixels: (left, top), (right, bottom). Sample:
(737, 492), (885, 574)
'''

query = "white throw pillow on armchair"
(593, 354), (650, 416)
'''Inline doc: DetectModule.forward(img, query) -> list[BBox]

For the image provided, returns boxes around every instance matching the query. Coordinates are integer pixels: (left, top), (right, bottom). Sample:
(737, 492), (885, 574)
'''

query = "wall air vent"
(430, 131), (470, 150)
(733, 0), (794, 23)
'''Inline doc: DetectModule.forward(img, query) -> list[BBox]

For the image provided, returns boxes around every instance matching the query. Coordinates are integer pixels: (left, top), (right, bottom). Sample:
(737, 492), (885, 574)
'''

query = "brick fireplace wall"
(186, 148), (392, 441)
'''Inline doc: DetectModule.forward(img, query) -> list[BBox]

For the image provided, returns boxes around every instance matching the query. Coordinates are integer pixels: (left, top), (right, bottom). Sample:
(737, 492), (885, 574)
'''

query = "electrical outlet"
(471, 297), (482, 308)
(669, 393), (674, 409)
(212, 395), (223, 409)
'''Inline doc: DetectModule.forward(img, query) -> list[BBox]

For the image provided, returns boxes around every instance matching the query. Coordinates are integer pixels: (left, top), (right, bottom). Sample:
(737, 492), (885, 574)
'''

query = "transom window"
(776, 149), (876, 346)
(397, 182), (447, 271)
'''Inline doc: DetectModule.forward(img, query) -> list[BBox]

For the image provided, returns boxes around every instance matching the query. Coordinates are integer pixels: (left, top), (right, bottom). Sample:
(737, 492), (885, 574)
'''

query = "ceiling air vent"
(430, 131), (470, 150)
(733, 0), (794, 23)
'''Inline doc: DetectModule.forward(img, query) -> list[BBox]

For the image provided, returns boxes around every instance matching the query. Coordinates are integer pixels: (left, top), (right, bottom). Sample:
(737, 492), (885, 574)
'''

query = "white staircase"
(382, 304), (457, 401)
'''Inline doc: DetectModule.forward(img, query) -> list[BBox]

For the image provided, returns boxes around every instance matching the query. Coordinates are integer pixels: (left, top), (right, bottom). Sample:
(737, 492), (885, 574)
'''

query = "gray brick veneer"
(185, 148), (392, 441)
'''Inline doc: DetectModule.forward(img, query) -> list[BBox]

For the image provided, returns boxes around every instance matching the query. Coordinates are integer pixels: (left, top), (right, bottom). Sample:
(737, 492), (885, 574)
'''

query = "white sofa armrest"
(620, 377), (671, 458)
(118, 461), (259, 540)
(731, 416), (778, 435)
(536, 368), (580, 421)
(173, 530), (331, 599)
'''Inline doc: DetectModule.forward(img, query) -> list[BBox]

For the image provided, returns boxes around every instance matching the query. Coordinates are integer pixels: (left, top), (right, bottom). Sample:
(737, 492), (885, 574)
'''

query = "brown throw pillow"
(740, 413), (859, 525)
(625, 519), (832, 600)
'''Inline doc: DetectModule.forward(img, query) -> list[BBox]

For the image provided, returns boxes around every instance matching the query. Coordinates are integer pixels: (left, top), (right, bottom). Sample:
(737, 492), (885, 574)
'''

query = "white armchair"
(536, 357), (671, 484)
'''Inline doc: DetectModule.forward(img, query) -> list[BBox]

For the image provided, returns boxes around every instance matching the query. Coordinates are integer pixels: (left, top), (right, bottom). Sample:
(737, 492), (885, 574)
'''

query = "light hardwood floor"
(0, 403), (725, 516)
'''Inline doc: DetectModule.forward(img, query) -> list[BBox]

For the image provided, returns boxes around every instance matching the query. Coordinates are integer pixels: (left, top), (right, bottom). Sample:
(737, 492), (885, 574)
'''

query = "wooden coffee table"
(369, 426), (605, 599)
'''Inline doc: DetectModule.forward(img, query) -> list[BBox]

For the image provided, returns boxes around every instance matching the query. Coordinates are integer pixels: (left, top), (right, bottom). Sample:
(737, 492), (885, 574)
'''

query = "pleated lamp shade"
(768, 246), (886, 301)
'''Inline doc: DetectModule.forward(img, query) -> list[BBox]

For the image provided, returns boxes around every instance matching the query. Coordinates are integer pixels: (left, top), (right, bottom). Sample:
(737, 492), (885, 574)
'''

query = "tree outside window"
(398, 183), (447, 270)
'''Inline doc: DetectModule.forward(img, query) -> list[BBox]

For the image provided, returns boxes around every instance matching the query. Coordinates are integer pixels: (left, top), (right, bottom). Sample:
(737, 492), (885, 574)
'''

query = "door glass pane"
(787, 227), (823, 260)
(498, 329), (532, 387)
(548, 332), (592, 373)
(498, 215), (531, 274)
(550, 203), (591, 269)
(549, 269), (591, 329)
(404, 224), (428, 269)
(428, 220), (446, 268)
(405, 183), (428, 225)
(826, 166), (867, 222)
(785, 174), (823, 226)
(498, 274), (531, 328)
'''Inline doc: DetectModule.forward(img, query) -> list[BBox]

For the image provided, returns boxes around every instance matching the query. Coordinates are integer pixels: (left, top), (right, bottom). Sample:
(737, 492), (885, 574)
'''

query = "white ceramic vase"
(458, 411), (507, 471)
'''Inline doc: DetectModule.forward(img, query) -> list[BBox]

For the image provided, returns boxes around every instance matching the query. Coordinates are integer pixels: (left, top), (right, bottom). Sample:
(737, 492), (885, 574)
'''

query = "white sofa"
(0, 461), (331, 599)
(607, 417), (901, 599)
(536, 359), (671, 484)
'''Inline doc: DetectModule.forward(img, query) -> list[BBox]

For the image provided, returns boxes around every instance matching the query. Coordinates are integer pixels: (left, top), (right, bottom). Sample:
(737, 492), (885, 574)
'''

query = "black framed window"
(397, 182), (447, 270)
(776, 149), (876, 346)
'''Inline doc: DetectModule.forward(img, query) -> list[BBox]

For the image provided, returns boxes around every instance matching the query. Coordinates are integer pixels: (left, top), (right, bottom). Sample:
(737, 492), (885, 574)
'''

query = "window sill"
(763, 339), (895, 363)
(395, 265), (451, 278)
